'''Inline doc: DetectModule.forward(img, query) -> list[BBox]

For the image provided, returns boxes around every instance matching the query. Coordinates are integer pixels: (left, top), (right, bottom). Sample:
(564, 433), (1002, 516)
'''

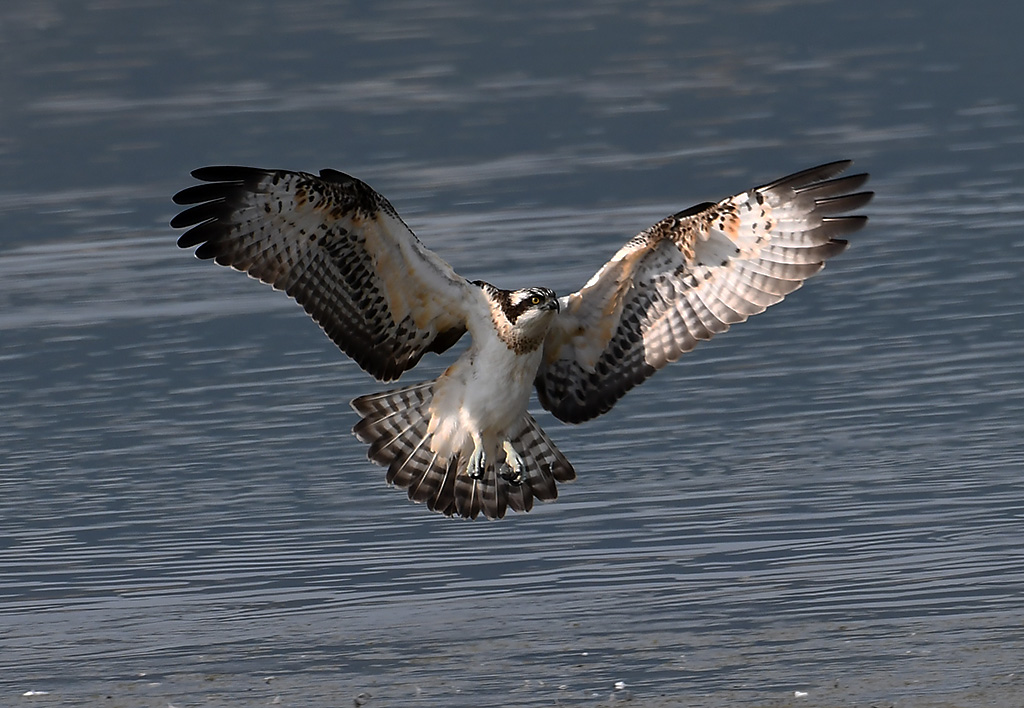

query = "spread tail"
(351, 381), (575, 520)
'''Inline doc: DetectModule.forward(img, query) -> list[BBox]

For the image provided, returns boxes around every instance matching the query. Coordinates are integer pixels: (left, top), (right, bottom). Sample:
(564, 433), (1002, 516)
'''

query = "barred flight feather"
(351, 380), (576, 519)
(537, 160), (872, 423)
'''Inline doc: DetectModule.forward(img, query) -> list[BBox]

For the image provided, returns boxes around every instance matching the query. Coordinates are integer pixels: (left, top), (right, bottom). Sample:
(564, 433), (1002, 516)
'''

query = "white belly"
(426, 338), (542, 458)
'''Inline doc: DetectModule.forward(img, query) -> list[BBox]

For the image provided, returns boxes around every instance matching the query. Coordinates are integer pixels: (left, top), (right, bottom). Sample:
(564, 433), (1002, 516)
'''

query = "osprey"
(171, 161), (871, 519)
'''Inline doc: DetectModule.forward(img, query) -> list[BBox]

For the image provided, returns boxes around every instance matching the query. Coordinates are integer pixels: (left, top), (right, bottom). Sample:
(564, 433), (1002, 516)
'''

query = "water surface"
(2, 1), (1023, 706)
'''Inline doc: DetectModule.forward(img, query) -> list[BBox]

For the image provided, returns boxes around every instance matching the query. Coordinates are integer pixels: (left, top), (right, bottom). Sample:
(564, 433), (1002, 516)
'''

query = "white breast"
(426, 316), (545, 459)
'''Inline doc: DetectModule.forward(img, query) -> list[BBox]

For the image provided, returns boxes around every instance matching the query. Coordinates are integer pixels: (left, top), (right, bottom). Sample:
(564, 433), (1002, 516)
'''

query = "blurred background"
(1, 1), (1022, 706)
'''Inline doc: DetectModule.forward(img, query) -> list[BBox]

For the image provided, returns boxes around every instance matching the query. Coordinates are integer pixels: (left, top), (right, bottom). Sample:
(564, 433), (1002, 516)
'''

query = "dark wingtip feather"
(797, 172), (870, 197)
(189, 165), (264, 182)
(319, 168), (357, 183)
(815, 191), (875, 215)
(172, 181), (236, 206)
(169, 200), (229, 229)
(175, 220), (224, 250)
(822, 215), (869, 237)
(763, 160), (853, 191)
(827, 238), (850, 256)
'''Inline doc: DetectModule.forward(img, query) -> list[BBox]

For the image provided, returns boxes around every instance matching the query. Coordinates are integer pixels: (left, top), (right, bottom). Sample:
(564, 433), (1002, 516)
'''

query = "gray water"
(2, 1), (1023, 706)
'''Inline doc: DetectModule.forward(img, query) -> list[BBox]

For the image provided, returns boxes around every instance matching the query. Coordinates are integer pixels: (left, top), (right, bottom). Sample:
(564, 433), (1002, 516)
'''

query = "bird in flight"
(172, 160), (871, 520)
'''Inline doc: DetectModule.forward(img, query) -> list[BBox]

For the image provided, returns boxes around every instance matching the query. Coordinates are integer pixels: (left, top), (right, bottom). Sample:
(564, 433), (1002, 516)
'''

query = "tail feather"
(351, 381), (575, 520)
(506, 483), (533, 515)
(352, 382), (433, 470)
(406, 450), (446, 502)
(454, 472), (485, 519)
(505, 413), (576, 513)
(386, 434), (434, 488)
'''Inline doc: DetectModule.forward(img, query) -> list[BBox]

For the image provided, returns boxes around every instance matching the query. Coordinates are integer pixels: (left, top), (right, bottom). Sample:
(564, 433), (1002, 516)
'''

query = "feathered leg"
(352, 384), (576, 519)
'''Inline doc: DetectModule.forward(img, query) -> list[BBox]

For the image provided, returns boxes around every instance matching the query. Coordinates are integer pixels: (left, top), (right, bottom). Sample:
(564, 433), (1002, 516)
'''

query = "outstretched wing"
(172, 167), (478, 381)
(536, 160), (873, 423)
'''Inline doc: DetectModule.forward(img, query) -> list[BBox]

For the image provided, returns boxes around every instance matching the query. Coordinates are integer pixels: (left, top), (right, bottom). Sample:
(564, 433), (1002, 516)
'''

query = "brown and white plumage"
(350, 382), (573, 519)
(172, 167), (472, 381)
(172, 160), (872, 519)
(536, 161), (872, 423)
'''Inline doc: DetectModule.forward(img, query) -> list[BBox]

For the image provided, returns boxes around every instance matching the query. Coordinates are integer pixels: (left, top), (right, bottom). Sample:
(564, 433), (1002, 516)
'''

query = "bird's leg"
(501, 440), (525, 485)
(467, 439), (487, 479)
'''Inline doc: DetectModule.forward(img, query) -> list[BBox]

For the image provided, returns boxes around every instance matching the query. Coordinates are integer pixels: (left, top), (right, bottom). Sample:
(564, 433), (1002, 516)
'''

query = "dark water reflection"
(2, 1), (1024, 706)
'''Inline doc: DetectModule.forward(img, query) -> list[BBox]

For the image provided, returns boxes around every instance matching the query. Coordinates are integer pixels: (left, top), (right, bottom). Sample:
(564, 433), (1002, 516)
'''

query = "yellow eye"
(530, 295), (542, 305)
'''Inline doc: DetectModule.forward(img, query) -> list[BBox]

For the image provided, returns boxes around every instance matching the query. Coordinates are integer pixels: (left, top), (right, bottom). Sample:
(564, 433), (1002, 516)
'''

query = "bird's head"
(475, 282), (560, 352)
(508, 285), (559, 316)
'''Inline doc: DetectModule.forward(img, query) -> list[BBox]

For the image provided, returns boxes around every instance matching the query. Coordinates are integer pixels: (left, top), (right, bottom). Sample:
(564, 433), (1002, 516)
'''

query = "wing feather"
(537, 160), (872, 423)
(172, 166), (477, 381)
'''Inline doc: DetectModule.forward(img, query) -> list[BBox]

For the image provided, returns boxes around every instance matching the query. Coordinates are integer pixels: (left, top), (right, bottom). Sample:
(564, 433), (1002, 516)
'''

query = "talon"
(467, 444), (487, 479)
(500, 469), (523, 486)
(501, 440), (525, 484)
